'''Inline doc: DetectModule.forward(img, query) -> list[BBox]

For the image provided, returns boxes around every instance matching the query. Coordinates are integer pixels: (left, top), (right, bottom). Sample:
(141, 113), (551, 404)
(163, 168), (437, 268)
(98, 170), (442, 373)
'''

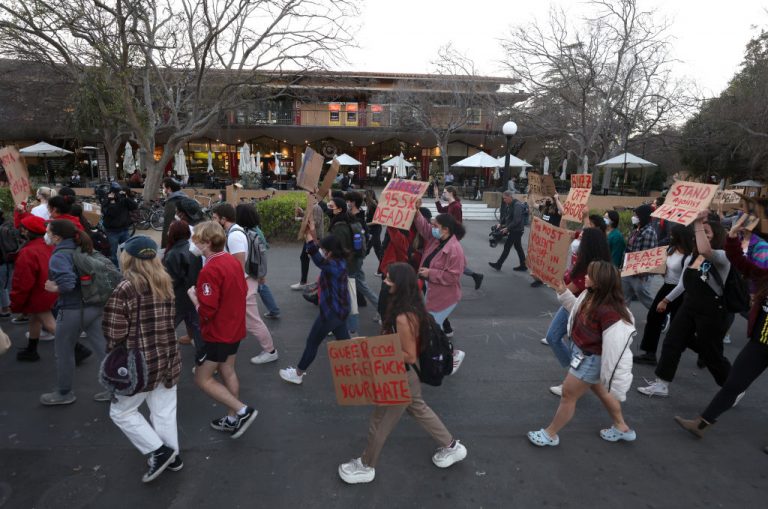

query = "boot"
(17, 338), (40, 362)
(674, 416), (711, 438)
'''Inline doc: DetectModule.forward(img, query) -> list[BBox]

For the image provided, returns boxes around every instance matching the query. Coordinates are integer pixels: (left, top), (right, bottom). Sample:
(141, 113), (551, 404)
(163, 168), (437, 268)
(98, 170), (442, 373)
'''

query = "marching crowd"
(1, 178), (767, 485)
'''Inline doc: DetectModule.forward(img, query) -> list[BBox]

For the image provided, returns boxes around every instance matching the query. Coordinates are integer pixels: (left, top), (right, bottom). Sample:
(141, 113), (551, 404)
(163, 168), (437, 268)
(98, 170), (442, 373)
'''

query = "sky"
(341, 0), (767, 97)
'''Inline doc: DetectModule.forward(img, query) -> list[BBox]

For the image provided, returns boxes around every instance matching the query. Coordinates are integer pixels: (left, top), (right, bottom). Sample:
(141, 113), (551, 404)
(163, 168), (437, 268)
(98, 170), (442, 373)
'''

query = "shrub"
(0, 188), (14, 218)
(255, 191), (311, 241)
(589, 208), (634, 237)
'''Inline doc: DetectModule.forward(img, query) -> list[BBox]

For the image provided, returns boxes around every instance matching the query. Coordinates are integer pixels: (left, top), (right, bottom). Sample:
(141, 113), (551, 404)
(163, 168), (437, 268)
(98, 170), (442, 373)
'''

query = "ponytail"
(74, 229), (94, 254)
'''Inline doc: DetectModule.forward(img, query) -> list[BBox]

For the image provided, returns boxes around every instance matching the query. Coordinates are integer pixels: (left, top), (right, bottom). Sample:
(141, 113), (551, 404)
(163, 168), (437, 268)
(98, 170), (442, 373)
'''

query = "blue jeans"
(106, 228), (131, 266)
(546, 306), (572, 368)
(429, 303), (458, 329)
(0, 263), (12, 308)
(297, 314), (350, 371)
(258, 283), (280, 315)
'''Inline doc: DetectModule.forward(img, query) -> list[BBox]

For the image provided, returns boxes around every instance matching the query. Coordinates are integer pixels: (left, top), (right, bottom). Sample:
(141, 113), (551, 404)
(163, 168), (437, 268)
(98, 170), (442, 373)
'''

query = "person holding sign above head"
(527, 261), (637, 447)
(279, 221), (351, 385)
(338, 263), (467, 484)
(489, 191), (527, 272)
(637, 211), (733, 398)
(621, 205), (658, 309)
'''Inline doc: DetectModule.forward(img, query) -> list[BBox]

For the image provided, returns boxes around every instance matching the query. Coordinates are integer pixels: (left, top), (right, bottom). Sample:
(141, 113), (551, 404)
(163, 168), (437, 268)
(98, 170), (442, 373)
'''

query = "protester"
(101, 182), (138, 265)
(161, 178), (187, 249)
(104, 236), (182, 483)
(621, 204), (658, 309)
(212, 203), (277, 365)
(290, 197), (325, 291)
(11, 215), (57, 361)
(489, 191), (526, 272)
(40, 219), (110, 406)
(634, 225), (695, 365)
(0, 208), (14, 320)
(31, 187), (55, 220)
(604, 210), (626, 268)
(338, 263), (467, 484)
(364, 189), (383, 262)
(434, 183), (484, 290)
(637, 211), (732, 398)
(345, 191), (380, 321)
(527, 261), (637, 447)
(187, 221), (256, 438)
(279, 222), (350, 385)
(234, 204), (280, 319)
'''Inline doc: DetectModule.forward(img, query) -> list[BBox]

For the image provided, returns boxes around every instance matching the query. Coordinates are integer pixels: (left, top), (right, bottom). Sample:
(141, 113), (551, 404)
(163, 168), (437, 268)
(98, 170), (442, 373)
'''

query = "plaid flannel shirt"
(627, 223), (658, 253)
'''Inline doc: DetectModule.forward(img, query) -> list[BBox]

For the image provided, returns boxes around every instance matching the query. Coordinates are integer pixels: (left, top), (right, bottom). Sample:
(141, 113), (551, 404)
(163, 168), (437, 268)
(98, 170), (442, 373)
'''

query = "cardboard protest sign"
(297, 191), (319, 240)
(621, 247), (668, 277)
(712, 190), (742, 207)
(542, 174), (556, 196)
(0, 146), (32, 206)
(527, 217), (573, 288)
(372, 178), (429, 229)
(744, 214), (761, 231)
(651, 181), (718, 226)
(327, 334), (412, 406)
(296, 147), (325, 192)
(317, 158), (340, 200)
(571, 174), (593, 189)
(528, 172), (556, 199)
(562, 186), (592, 223)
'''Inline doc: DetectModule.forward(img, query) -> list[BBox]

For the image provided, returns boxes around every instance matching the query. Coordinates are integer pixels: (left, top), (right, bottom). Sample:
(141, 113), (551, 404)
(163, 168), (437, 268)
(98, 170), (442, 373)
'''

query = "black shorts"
(201, 341), (241, 364)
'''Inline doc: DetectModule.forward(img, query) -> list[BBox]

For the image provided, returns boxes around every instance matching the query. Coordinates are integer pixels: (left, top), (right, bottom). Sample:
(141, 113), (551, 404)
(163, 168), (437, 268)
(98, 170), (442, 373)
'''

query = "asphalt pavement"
(1, 221), (766, 508)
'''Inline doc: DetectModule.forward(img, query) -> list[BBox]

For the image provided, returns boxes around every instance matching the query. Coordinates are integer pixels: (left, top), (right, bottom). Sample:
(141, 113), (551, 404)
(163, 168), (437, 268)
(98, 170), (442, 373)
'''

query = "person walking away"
(11, 215), (58, 361)
(162, 220), (204, 359)
(637, 211), (732, 398)
(161, 178), (187, 249)
(634, 225), (694, 365)
(604, 210), (626, 268)
(527, 261), (637, 447)
(40, 219), (111, 405)
(345, 192), (380, 318)
(278, 223), (350, 385)
(211, 203), (277, 365)
(105, 236), (182, 483)
(101, 183), (138, 265)
(621, 205), (658, 308)
(187, 221), (257, 438)
(488, 191), (526, 272)
(434, 183), (484, 290)
(338, 263), (467, 484)
(234, 205), (280, 319)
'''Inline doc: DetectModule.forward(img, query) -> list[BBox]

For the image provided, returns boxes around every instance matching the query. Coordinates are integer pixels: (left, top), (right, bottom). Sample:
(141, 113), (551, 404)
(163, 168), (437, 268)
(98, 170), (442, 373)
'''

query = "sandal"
(527, 429), (559, 447)
(599, 426), (637, 442)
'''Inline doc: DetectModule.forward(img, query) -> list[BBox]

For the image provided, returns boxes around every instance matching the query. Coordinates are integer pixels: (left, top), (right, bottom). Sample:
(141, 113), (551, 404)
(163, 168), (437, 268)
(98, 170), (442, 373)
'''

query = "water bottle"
(353, 232), (363, 251)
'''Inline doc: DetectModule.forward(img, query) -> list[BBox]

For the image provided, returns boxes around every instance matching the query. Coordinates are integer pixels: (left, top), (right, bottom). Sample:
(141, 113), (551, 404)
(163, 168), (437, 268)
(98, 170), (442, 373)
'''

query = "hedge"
(255, 191), (312, 242)
(0, 188), (13, 217)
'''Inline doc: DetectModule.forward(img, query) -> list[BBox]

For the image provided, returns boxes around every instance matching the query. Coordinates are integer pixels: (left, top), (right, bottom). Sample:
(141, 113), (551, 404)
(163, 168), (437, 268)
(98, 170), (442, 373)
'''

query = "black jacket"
(500, 200), (525, 233)
(162, 239), (202, 315)
(161, 192), (187, 248)
(101, 195), (137, 231)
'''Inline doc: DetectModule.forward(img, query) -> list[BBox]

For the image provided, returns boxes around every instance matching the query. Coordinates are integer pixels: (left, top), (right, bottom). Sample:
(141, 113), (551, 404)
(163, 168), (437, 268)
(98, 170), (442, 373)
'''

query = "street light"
(502, 121), (518, 190)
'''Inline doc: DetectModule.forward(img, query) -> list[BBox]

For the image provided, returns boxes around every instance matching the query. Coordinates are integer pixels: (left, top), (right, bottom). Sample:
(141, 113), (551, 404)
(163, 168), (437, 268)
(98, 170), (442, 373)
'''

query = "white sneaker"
(372, 313), (381, 322)
(549, 384), (563, 397)
(637, 378), (669, 397)
(733, 391), (746, 407)
(723, 334), (731, 344)
(26, 331), (54, 341)
(338, 458), (375, 484)
(662, 314), (671, 333)
(432, 440), (467, 468)
(540, 337), (549, 345)
(279, 367), (304, 385)
(290, 282), (307, 291)
(451, 350), (466, 375)
(250, 350), (279, 365)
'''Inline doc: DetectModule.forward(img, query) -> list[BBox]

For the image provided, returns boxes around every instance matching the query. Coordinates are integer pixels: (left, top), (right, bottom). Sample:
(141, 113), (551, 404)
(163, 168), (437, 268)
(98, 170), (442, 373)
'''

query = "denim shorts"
(567, 342), (601, 385)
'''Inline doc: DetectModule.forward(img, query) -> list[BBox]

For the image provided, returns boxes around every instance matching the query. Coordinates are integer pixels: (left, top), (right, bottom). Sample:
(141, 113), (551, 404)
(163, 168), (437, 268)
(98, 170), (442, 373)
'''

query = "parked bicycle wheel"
(134, 207), (152, 230)
(150, 210), (164, 231)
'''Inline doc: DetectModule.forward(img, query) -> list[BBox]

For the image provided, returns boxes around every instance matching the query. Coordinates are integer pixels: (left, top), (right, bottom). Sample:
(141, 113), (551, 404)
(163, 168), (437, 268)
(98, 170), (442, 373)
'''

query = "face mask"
(631, 216), (640, 226)
(44, 232), (54, 246)
(189, 243), (203, 257)
(441, 193), (448, 201)
(431, 227), (442, 240)
(604, 217), (612, 226)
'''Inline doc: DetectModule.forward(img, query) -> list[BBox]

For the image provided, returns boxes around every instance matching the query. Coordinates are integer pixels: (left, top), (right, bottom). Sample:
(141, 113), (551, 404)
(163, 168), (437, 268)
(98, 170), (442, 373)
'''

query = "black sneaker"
(210, 415), (236, 432)
(633, 352), (657, 365)
(147, 454), (183, 471)
(142, 445), (176, 483)
(74, 343), (92, 366)
(17, 349), (40, 362)
(442, 320), (454, 338)
(264, 312), (281, 319)
(488, 262), (501, 271)
(231, 407), (258, 439)
(530, 280), (544, 288)
(472, 273), (484, 290)
(513, 265), (528, 272)
(195, 349), (208, 366)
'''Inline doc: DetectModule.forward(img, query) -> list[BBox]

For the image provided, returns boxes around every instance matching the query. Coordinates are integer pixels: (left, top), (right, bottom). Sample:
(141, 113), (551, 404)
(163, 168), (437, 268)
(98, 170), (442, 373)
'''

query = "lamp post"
(82, 146), (98, 182)
(502, 121), (518, 190)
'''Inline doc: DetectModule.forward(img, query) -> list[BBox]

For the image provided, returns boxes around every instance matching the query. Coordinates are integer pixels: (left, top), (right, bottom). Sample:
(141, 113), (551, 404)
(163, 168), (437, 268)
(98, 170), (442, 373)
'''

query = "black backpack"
(0, 221), (23, 263)
(413, 316), (454, 386)
(710, 266), (750, 313)
(347, 221), (367, 257)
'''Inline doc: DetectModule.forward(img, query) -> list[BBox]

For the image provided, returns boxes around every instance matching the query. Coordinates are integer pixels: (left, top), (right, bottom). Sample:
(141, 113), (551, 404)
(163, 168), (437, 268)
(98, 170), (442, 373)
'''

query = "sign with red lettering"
(528, 172), (556, 200)
(562, 186), (592, 223)
(0, 146), (32, 206)
(372, 178), (429, 229)
(621, 247), (668, 277)
(571, 174), (593, 189)
(651, 181), (718, 226)
(527, 217), (573, 288)
(296, 147), (324, 192)
(327, 334), (412, 406)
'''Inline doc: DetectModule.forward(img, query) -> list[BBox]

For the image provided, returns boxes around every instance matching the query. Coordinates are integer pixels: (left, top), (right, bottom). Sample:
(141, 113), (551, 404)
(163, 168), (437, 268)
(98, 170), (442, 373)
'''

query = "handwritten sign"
(745, 215), (761, 231)
(0, 146), (32, 206)
(527, 217), (573, 288)
(317, 158), (340, 200)
(327, 334), (412, 406)
(297, 191), (319, 240)
(372, 178), (429, 229)
(528, 172), (556, 200)
(296, 147), (324, 192)
(651, 181), (718, 226)
(571, 174), (593, 189)
(621, 247), (668, 277)
(712, 190), (742, 206)
(562, 186), (592, 223)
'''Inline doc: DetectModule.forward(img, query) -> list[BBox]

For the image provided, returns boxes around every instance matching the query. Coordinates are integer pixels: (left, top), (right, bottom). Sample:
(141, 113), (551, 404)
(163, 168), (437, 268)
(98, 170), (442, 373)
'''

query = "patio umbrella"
(20, 141), (73, 182)
(560, 159), (567, 180)
(255, 151), (261, 174)
(519, 166), (527, 179)
(543, 156), (550, 175)
(381, 154), (414, 169)
(207, 151), (214, 173)
(174, 149), (189, 184)
(239, 144), (252, 174)
(452, 151), (500, 168)
(596, 152), (657, 191)
(123, 142), (135, 175)
(494, 154), (533, 168)
(396, 151), (407, 178)
(329, 153), (363, 166)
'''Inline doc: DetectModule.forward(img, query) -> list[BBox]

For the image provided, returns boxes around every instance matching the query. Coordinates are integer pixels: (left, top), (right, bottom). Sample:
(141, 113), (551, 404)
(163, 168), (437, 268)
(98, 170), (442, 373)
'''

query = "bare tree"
(0, 0), (356, 197)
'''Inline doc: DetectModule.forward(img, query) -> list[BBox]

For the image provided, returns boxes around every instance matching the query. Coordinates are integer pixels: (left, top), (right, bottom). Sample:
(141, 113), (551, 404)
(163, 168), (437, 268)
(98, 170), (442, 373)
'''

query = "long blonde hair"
(119, 251), (174, 300)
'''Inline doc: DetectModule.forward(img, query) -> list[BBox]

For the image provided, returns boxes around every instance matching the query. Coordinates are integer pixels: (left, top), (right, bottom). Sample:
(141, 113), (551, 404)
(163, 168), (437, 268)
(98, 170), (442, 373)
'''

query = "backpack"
(413, 316), (454, 387)
(521, 201), (530, 226)
(347, 220), (367, 257)
(0, 221), (23, 263)
(66, 248), (123, 305)
(227, 225), (267, 278)
(710, 266), (751, 313)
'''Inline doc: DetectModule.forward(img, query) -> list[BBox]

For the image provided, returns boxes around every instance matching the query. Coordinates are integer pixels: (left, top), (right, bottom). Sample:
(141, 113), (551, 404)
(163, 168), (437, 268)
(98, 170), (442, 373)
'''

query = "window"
(466, 108), (481, 125)
(371, 104), (383, 125)
(346, 103), (358, 125)
(329, 103), (341, 125)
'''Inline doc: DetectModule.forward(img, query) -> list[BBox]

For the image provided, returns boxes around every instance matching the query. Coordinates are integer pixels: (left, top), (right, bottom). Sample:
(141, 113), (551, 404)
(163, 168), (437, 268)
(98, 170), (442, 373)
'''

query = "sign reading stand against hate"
(651, 181), (718, 226)
(372, 178), (429, 229)
(0, 146), (32, 206)
(527, 217), (573, 288)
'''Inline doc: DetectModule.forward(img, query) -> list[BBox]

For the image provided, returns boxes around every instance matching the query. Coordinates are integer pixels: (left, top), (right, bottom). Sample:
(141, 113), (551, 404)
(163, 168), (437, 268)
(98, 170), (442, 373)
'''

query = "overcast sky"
(341, 0), (767, 97)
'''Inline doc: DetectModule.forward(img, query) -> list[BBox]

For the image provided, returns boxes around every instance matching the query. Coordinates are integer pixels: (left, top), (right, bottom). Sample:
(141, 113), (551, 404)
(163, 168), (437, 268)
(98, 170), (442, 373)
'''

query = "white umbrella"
(543, 156), (550, 175)
(207, 151), (214, 173)
(596, 152), (658, 169)
(274, 154), (283, 176)
(494, 154), (533, 168)
(560, 159), (567, 180)
(255, 151), (261, 175)
(328, 153), (363, 166)
(174, 149), (189, 184)
(239, 144), (252, 174)
(19, 141), (73, 157)
(396, 151), (407, 178)
(381, 154), (414, 169)
(452, 151), (500, 168)
(519, 166), (527, 179)
(123, 142), (135, 175)
(250, 154), (257, 175)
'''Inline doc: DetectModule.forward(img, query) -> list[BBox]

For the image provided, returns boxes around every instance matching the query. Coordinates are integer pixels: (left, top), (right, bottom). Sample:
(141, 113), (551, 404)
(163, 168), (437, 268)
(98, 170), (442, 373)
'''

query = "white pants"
(110, 384), (179, 455)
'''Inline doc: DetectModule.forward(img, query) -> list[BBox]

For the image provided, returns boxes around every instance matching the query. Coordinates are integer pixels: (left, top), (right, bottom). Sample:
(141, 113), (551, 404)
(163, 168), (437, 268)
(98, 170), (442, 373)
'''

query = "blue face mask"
(431, 227), (442, 240)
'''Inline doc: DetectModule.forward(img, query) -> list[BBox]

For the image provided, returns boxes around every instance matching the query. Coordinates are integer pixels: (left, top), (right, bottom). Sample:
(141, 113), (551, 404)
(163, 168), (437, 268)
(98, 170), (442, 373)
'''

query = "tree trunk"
(143, 159), (163, 201)
(439, 138), (450, 184)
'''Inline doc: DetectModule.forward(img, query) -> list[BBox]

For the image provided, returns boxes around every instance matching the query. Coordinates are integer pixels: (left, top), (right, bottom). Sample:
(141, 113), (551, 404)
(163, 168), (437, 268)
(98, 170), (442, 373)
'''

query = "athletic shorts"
(202, 341), (241, 363)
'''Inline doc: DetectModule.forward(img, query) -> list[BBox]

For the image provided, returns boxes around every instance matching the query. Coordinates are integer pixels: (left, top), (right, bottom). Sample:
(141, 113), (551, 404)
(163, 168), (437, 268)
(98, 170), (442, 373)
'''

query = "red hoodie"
(10, 237), (58, 313)
(196, 251), (247, 344)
